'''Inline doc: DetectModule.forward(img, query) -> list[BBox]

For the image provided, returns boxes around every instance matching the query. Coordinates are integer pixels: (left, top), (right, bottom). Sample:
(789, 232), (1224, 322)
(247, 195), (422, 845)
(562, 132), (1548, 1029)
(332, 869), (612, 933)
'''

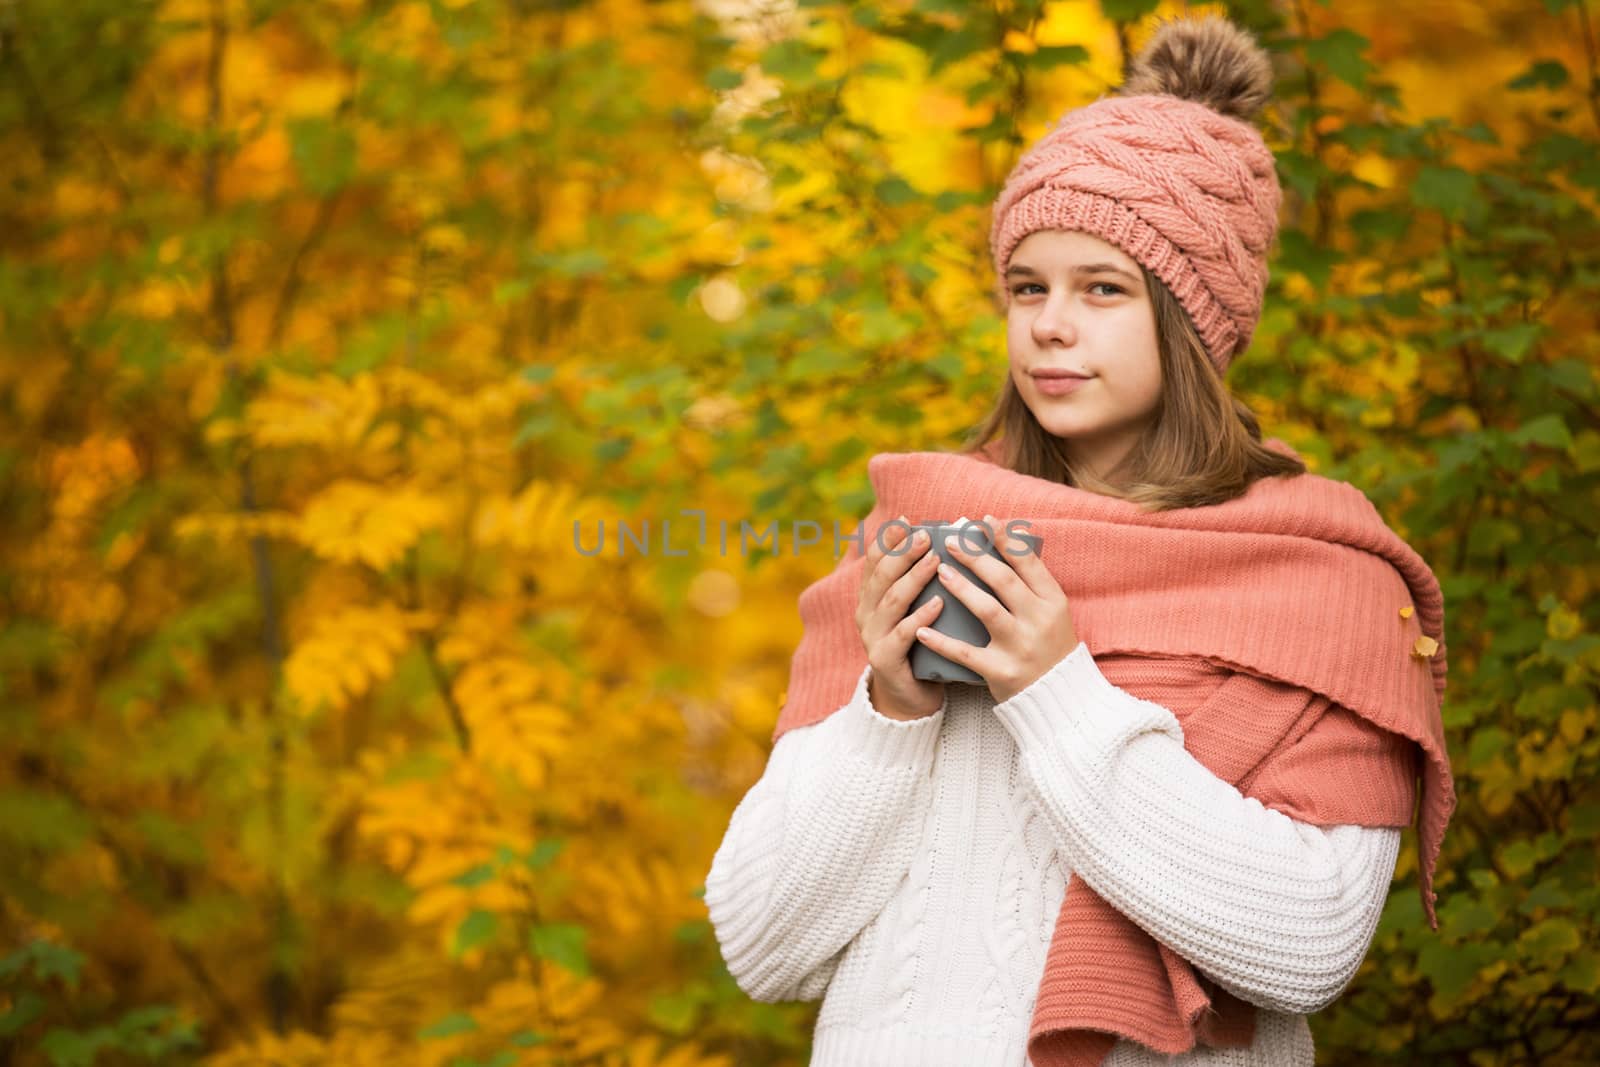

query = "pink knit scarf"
(771, 442), (1454, 1066)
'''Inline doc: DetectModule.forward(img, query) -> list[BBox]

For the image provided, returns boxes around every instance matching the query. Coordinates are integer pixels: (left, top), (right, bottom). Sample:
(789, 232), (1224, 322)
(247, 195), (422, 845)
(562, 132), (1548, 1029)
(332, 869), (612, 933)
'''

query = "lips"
(1031, 369), (1091, 379)
(1031, 370), (1092, 397)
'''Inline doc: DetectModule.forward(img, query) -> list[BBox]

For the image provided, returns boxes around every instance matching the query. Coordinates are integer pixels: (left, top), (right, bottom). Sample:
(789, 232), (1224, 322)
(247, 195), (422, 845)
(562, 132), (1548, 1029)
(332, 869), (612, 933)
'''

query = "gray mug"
(904, 520), (1043, 685)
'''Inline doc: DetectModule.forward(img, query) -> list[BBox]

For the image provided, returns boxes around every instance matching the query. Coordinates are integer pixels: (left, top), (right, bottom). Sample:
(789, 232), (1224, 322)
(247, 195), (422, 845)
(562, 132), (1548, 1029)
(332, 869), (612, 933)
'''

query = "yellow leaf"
(282, 74), (347, 117)
(284, 602), (412, 714)
(296, 479), (450, 570)
(1352, 152), (1397, 190)
(1558, 707), (1593, 745)
(1001, 29), (1038, 53)
(246, 370), (381, 449)
(1547, 605), (1582, 640)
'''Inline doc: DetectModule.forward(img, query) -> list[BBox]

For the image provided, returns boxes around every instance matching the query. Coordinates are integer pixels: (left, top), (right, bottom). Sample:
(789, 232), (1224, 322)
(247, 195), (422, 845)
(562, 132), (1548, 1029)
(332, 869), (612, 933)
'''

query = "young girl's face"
(1004, 229), (1163, 483)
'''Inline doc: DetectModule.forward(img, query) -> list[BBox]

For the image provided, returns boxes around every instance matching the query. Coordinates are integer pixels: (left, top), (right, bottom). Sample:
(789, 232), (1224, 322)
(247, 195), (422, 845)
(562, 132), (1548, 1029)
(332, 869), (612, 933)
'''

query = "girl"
(704, 15), (1454, 1067)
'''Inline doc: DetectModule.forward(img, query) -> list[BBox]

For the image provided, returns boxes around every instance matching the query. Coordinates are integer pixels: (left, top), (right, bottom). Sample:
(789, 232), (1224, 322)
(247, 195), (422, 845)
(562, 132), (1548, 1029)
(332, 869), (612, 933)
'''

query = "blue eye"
(1011, 283), (1044, 296)
(1089, 282), (1125, 296)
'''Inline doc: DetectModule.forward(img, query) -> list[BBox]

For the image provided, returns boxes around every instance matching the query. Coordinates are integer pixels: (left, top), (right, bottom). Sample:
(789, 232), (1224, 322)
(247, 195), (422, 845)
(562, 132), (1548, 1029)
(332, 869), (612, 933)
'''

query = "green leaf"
(508, 1030), (550, 1047)
(1480, 322), (1542, 364)
(1507, 60), (1568, 91)
(11, 940), (85, 988)
(647, 987), (701, 1034)
(1532, 131), (1595, 170)
(1572, 430), (1600, 474)
(857, 306), (915, 345)
(1419, 939), (1495, 1006)
(1348, 208), (1411, 243)
(1541, 634), (1600, 666)
(1511, 414), (1571, 449)
(759, 39), (824, 85)
(452, 910), (498, 956)
(1518, 917), (1581, 965)
(1411, 165), (1478, 220)
(934, 189), (985, 211)
(494, 279), (531, 306)
(874, 177), (919, 206)
(450, 862), (497, 889)
(513, 411), (559, 446)
(1467, 727), (1509, 769)
(1099, 0), (1159, 20)
(529, 922), (590, 977)
(1439, 897), (1500, 941)
(927, 24), (989, 75)
(95, 484), (161, 558)
(1020, 44), (1091, 70)
(1546, 357), (1595, 399)
(850, 5), (883, 28)
(594, 436), (630, 463)
(924, 349), (963, 383)
(1276, 230), (1339, 289)
(0, 789), (93, 853)
(1558, 953), (1599, 993)
(133, 811), (207, 867)
(1497, 839), (1539, 879)
(1570, 800), (1600, 839)
(287, 118), (357, 196)
(449, 1054), (516, 1067)
(706, 67), (743, 91)
(419, 1012), (479, 1039)
(524, 839), (564, 869)
(1489, 224), (1555, 246)
(1304, 29), (1372, 89)
(1518, 882), (1571, 914)
(38, 1028), (103, 1067)
(538, 248), (608, 279)
(787, 343), (858, 381)
(956, 111), (1018, 144)
(0, 992), (44, 1038)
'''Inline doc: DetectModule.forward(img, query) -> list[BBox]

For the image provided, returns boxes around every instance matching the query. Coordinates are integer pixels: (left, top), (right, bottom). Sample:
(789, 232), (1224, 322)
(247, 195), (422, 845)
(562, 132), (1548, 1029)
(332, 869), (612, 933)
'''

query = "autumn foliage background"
(2, 0), (1598, 1063)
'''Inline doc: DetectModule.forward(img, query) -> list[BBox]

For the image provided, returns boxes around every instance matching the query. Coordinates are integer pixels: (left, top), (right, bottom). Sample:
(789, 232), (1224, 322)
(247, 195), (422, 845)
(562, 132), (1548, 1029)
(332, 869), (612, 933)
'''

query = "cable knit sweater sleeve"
(703, 663), (946, 1003)
(991, 641), (1401, 1016)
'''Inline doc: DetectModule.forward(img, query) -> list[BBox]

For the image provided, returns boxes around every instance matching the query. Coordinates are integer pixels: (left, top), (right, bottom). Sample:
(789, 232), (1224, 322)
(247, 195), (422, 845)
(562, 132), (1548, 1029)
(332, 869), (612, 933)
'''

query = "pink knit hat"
(989, 16), (1283, 376)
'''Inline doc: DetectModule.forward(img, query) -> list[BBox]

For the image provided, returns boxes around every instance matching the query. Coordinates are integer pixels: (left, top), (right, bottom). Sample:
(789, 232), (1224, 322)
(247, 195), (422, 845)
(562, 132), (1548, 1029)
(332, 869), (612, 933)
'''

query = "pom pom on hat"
(989, 14), (1283, 376)
(1120, 13), (1275, 122)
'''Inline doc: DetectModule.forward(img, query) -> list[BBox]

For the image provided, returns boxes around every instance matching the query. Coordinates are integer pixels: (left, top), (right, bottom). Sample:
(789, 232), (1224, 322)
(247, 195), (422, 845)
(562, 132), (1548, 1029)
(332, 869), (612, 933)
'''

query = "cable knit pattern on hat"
(988, 94), (1282, 374)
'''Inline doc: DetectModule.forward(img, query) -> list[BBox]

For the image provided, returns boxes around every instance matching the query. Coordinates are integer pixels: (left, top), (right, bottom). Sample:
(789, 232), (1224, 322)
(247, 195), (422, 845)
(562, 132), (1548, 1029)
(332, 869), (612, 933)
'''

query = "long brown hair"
(958, 262), (1305, 512)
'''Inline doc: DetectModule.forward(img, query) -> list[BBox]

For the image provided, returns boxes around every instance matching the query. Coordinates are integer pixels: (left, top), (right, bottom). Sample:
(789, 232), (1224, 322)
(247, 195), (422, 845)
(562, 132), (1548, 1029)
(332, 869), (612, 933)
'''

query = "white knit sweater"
(703, 640), (1400, 1066)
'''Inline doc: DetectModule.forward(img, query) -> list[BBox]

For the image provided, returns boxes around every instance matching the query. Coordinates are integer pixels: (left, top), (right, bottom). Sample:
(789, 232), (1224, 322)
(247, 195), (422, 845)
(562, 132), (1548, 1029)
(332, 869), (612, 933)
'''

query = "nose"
(1030, 291), (1078, 347)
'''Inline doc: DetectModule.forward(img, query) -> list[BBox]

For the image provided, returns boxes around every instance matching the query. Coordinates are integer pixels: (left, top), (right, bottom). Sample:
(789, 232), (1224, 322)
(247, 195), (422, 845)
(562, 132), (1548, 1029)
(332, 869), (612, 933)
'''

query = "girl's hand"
(855, 515), (947, 720)
(915, 513), (1080, 705)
